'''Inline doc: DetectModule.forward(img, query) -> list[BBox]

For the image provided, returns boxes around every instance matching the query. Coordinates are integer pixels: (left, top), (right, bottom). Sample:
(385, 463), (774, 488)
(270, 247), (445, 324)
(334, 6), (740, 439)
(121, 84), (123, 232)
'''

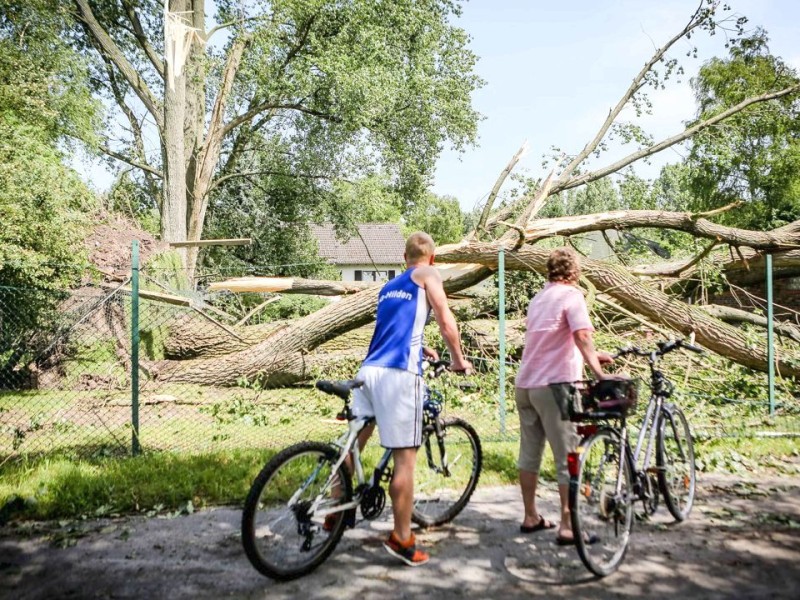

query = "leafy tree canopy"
(0, 0), (99, 289)
(71, 0), (483, 271)
(687, 29), (800, 229)
(0, 0), (99, 144)
(403, 192), (465, 245)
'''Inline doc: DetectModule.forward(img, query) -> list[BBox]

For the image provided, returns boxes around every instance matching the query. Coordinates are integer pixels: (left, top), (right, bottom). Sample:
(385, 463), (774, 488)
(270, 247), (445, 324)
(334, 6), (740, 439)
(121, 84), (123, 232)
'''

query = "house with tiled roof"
(311, 223), (405, 283)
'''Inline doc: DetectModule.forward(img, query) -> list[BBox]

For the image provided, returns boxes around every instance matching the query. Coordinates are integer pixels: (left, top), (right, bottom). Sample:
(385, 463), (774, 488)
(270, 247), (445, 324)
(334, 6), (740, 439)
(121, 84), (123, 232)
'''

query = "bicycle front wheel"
(241, 442), (352, 580)
(657, 405), (696, 521)
(570, 429), (633, 577)
(411, 418), (482, 528)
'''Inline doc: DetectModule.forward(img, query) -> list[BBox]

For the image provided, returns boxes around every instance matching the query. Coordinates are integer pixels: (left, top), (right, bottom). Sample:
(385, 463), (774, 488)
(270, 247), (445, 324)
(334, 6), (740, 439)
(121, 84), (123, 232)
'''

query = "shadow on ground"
(1, 474), (799, 599)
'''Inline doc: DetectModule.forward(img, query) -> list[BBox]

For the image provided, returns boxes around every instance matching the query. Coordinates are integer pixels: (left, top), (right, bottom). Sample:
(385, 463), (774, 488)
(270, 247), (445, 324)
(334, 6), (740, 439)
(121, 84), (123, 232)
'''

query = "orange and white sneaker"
(383, 531), (430, 566)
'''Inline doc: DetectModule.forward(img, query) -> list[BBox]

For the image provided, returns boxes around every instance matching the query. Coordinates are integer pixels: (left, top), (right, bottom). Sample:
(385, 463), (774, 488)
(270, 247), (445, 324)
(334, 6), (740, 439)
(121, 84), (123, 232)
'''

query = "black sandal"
(520, 515), (556, 533)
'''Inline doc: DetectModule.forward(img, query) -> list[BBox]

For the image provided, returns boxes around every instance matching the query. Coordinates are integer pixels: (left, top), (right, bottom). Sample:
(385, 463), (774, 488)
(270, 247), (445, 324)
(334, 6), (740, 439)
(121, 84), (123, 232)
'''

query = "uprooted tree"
(145, 2), (800, 387)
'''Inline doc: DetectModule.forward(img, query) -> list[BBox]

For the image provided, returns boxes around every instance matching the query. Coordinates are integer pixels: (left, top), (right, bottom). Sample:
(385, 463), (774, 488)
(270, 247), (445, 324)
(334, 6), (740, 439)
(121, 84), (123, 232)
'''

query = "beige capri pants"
(515, 386), (579, 485)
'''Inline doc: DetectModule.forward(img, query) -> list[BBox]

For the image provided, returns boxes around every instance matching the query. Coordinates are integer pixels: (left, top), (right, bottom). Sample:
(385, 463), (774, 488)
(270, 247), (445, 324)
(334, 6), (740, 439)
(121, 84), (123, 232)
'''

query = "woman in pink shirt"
(515, 247), (613, 544)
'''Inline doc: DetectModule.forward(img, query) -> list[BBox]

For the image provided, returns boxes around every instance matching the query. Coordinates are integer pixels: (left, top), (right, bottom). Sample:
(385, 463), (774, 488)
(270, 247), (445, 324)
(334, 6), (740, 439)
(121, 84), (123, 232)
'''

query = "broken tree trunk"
(152, 266), (491, 386)
(163, 318), (289, 359)
(435, 242), (800, 378)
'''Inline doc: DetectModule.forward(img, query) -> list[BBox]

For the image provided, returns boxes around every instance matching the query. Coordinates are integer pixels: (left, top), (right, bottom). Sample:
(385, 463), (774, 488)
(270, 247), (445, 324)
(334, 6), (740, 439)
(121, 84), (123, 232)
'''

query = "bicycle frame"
(307, 415), (389, 519)
(615, 351), (673, 503)
(308, 387), (447, 519)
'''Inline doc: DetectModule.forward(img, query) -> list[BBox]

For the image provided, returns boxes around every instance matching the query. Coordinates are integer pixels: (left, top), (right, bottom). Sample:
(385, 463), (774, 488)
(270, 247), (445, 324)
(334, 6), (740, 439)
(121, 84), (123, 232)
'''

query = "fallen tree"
(146, 4), (800, 387)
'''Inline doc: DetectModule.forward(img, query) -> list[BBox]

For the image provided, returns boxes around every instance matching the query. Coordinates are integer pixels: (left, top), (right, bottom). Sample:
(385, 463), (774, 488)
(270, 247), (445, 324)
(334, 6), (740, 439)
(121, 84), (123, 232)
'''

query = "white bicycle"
(241, 361), (483, 580)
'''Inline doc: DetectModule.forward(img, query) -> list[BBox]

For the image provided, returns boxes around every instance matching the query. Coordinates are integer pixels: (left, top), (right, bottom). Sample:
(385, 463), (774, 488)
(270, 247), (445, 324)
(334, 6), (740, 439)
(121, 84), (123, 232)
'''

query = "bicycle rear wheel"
(411, 418), (482, 528)
(241, 441), (352, 580)
(657, 405), (696, 521)
(570, 429), (633, 577)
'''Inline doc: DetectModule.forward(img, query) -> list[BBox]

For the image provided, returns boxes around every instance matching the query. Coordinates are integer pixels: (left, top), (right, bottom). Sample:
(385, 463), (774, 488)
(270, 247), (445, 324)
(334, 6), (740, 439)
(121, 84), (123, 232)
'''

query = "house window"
(354, 270), (396, 282)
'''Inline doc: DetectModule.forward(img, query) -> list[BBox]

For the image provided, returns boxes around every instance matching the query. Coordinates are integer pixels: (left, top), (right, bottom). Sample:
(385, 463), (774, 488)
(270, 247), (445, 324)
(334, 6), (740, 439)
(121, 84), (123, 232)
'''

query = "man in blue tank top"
(352, 232), (472, 566)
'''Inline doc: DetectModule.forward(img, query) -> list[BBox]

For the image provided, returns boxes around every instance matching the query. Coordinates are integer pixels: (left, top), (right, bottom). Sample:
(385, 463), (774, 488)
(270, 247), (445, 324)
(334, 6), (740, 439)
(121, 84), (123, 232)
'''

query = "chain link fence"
(1, 262), (799, 463)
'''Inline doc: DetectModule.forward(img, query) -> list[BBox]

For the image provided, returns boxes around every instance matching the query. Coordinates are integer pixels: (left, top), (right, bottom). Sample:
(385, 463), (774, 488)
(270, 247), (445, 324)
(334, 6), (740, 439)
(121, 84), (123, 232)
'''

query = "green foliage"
(0, 0), (101, 379)
(260, 295), (330, 321)
(687, 30), (800, 229)
(202, 138), (336, 278)
(104, 172), (160, 236)
(469, 270), (544, 319)
(330, 175), (404, 228)
(0, 119), (97, 378)
(403, 192), (465, 244)
(226, 0), (482, 197)
(143, 251), (190, 291)
(0, 0), (100, 144)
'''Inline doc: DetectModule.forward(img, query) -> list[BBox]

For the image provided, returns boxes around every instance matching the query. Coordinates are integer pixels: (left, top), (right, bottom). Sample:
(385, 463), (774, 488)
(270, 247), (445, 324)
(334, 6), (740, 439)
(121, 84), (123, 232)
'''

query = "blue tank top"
(362, 268), (431, 374)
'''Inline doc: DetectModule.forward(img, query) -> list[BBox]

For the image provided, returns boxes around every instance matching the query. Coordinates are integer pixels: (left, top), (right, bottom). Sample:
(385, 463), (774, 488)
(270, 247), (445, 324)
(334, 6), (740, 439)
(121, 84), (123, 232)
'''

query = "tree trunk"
(182, 0), (206, 279)
(163, 319), (289, 359)
(436, 243), (800, 378)
(153, 287), (380, 385)
(162, 0), (190, 260)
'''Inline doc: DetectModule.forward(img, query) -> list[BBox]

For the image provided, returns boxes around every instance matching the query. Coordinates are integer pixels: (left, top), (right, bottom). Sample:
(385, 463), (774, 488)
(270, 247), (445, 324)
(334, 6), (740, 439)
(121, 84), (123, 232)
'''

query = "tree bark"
(435, 243), (800, 378)
(162, 0), (190, 257)
(153, 287), (380, 385)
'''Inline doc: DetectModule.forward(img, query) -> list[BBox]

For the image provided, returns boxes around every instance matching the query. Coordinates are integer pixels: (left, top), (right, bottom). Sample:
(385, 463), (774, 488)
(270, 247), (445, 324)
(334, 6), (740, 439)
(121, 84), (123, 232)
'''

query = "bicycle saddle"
(315, 379), (364, 400)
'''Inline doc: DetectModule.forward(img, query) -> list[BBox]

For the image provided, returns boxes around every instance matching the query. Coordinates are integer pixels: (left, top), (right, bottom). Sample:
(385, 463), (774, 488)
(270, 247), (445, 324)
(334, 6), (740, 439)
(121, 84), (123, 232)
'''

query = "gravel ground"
(2, 473), (799, 600)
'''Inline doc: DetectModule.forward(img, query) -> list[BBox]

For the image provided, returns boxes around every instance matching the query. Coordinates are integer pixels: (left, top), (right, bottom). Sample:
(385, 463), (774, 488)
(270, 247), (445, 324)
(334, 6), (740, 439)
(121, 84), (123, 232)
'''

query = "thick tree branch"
(121, 0), (165, 78)
(99, 145), (163, 178)
(553, 82), (800, 194)
(470, 141), (527, 241)
(630, 241), (718, 277)
(195, 35), (250, 204)
(556, 1), (707, 183)
(512, 170), (556, 231)
(434, 242), (800, 378)
(73, 0), (164, 130)
(701, 304), (800, 343)
(520, 209), (800, 250)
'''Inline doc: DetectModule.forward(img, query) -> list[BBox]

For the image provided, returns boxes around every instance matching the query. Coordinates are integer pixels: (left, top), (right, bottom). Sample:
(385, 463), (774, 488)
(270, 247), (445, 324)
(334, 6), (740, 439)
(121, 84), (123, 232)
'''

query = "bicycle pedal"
(344, 507), (357, 528)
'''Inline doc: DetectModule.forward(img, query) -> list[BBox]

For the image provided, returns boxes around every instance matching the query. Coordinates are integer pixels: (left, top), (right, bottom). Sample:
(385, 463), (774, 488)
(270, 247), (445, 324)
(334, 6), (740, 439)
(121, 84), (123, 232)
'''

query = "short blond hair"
(547, 247), (580, 283)
(405, 232), (435, 262)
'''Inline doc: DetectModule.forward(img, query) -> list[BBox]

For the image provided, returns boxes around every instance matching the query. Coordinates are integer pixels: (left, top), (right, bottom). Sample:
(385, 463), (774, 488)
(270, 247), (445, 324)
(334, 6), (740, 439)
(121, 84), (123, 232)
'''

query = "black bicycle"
(561, 338), (701, 576)
(241, 361), (482, 580)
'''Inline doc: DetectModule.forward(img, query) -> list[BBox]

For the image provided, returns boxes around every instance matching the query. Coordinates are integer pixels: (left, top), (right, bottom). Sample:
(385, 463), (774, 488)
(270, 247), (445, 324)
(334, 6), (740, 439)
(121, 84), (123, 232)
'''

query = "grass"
(2, 324), (798, 523)
(4, 431), (796, 524)
(0, 440), (530, 523)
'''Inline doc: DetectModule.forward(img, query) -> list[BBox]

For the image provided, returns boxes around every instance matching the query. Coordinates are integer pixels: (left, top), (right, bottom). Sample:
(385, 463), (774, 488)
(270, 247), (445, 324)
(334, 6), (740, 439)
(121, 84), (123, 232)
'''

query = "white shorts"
(352, 365), (425, 449)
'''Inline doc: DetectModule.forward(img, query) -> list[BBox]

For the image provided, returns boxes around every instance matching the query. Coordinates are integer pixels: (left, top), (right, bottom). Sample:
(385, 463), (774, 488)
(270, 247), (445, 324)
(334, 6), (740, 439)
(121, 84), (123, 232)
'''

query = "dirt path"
(2, 473), (799, 600)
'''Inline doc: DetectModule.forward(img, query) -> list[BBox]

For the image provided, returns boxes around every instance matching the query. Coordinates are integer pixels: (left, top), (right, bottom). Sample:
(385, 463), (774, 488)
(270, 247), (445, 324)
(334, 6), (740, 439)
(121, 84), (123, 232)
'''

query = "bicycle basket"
(587, 378), (639, 416)
(552, 378), (639, 422)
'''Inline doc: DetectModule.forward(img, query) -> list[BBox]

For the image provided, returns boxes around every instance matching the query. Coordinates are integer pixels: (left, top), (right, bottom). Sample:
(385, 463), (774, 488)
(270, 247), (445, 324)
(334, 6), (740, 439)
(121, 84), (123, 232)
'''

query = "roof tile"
(310, 223), (405, 265)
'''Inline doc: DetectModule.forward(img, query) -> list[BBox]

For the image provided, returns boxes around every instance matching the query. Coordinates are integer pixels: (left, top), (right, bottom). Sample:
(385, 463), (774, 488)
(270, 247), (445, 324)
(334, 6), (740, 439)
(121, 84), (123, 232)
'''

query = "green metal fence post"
(766, 253), (775, 417)
(131, 240), (141, 455)
(498, 249), (506, 436)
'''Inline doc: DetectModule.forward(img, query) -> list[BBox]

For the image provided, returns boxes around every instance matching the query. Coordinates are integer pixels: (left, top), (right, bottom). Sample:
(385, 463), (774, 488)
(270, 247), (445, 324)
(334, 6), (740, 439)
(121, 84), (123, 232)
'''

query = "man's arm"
(413, 266), (472, 372)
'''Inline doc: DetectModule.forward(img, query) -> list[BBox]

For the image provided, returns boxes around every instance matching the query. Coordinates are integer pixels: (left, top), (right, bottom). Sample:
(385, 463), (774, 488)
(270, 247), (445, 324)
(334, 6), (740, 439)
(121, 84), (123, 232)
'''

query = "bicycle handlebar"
(423, 359), (452, 378)
(613, 338), (704, 360)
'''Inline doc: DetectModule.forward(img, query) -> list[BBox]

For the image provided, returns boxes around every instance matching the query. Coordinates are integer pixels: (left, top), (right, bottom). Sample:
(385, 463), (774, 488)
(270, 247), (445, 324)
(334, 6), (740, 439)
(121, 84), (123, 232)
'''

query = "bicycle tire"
(241, 441), (352, 580)
(411, 418), (482, 528)
(570, 429), (633, 577)
(657, 405), (696, 521)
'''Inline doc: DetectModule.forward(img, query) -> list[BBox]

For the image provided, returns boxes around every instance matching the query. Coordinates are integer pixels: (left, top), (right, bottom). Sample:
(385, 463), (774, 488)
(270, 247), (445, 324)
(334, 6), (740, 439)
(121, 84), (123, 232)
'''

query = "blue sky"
(434, 0), (800, 211)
